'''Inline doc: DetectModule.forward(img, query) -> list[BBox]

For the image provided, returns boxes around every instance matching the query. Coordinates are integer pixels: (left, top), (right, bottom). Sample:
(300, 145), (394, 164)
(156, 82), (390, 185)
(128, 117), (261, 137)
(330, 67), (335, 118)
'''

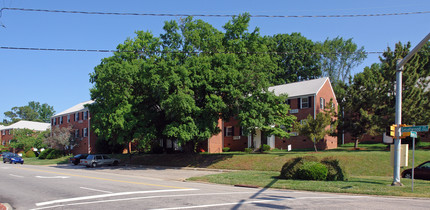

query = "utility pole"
(392, 33), (430, 186)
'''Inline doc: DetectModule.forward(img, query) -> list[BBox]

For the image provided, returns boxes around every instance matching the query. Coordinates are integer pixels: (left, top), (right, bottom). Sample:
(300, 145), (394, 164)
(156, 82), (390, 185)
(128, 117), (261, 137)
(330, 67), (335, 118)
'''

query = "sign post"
(410, 131), (417, 192)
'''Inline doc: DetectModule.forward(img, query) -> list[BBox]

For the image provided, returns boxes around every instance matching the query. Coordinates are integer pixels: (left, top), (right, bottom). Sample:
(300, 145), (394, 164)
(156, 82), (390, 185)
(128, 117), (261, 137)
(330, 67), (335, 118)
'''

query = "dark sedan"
(70, 154), (88, 165)
(3, 153), (24, 164)
(402, 161), (430, 180)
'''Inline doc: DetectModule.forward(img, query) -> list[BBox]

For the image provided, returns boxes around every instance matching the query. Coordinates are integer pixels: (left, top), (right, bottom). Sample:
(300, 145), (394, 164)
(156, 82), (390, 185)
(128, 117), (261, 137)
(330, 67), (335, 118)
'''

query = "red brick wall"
(207, 118), (223, 153)
(1, 129), (13, 149)
(51, 110), (97, 155)
(223, 118), (248, 151)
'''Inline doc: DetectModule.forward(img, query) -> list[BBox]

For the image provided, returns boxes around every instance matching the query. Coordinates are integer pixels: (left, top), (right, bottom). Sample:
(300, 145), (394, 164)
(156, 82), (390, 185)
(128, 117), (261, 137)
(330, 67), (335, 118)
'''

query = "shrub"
(25, 150), (36, 158)
(295, 161), (328, 181)
(38, 148), (55, 159)
(222, 147), (230, 152)
(46, 149), (63, 159)
(321, 157), (347, 181)
(280, 156), (318, 179)
(260, 144), (271, 152)
(244, 148), (253, 153)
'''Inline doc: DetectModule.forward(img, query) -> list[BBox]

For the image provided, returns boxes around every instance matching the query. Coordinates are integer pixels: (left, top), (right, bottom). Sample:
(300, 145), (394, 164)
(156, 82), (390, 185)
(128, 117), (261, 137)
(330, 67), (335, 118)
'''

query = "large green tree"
(318, 37), (367, 86)
(343, 42), (430, 147)
(89, 14), (295, 153)
(265, 33), (321, 85)
(4, 101), (55, 124)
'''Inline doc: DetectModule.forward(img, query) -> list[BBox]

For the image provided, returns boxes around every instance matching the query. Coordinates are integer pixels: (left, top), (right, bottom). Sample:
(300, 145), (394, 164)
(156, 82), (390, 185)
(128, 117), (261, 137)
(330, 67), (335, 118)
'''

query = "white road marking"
(30, 192), (254, 210)
(9, 174), (24, 178)
(35, 176), (70, 179)
(80, 187), (113, 194)
(151, 199), (283, 210)
(35, 188), (198, 206)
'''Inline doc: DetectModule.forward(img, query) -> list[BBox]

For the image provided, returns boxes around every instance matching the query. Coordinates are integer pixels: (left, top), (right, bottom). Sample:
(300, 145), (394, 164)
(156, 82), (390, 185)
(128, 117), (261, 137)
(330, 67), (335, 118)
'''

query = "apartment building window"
(59, 116), (63, 125)
(1, 130), (4, 135)
(83, 111), (88, 120)
(53, 118), (57, 125)
(8, 130), (10, 135)
(83, 128), (88, 137)
(300, 97), (309, 109)
(67, 114), (70, 123)
(320, 97), (325, 109)
(225, 126), (234, 136)
(75, 129), (80, 138)
(51, 119), (54, 125)
(75, 112), (79, 121)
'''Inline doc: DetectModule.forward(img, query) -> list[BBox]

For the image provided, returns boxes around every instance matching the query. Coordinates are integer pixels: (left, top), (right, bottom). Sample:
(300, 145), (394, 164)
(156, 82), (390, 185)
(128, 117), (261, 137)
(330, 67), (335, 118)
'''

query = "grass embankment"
(23, 142), (430, 197)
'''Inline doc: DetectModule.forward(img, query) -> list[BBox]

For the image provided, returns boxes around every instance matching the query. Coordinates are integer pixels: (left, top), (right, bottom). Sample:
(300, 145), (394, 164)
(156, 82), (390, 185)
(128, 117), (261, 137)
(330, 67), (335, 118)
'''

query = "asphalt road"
(1, 163), (430, 210)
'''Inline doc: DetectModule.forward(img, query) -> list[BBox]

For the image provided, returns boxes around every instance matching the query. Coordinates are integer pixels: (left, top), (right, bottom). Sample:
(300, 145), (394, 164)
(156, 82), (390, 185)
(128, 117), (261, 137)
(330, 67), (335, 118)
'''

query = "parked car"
(0, 152), (12, 159)
(3, 153), (24, 164)
(80, 154), (119, 168)
(70, 154), (88, 165)
(402, 161), (430, 180)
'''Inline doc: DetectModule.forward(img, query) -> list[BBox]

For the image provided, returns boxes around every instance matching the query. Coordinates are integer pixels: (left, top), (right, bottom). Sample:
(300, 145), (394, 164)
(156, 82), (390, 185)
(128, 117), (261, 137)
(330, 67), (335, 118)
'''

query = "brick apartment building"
(204, 77), (338, 153)
(50, 100), (96, 154)
(0, 120), (50, 150)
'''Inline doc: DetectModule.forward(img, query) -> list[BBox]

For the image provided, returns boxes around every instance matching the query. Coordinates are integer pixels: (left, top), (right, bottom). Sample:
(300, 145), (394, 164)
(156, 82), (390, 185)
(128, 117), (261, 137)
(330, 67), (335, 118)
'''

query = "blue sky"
(0, 0), (429, 121)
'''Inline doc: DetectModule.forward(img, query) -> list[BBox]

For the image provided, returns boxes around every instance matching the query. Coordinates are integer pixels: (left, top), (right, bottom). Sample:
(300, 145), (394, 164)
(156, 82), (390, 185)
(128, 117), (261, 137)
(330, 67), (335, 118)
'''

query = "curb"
(123, 164), (235, 172)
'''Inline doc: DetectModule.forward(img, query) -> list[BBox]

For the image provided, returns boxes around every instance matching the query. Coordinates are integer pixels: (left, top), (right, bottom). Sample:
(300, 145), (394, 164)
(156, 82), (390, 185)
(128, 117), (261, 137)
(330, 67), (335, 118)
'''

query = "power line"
(0, 46), (388, 55)
(1, 7), (430, 18)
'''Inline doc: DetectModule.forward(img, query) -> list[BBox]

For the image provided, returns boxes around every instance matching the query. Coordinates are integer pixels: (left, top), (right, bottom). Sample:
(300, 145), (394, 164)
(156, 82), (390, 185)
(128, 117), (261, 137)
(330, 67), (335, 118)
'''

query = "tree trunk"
(354, 139), (359, 149)
(313, 141), (318, 152)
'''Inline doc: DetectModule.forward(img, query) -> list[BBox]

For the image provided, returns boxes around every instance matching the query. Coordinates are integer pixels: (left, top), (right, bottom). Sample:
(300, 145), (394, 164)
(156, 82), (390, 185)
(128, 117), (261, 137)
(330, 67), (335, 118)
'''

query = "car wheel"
(403, 172), (412, 179)
(113, 161), (118, 166)
(91, 162), (97, 168)
(85, 165), (90, 168)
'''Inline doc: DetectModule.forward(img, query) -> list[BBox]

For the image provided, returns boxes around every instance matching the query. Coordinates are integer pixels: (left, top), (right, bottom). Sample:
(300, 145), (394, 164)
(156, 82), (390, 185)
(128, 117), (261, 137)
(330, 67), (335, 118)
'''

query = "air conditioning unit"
(233, 136), (241, 140)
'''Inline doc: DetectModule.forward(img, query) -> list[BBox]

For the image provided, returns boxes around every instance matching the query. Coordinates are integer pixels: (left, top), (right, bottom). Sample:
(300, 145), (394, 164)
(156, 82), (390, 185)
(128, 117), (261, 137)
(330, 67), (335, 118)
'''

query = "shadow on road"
(231, 176), (293, 210)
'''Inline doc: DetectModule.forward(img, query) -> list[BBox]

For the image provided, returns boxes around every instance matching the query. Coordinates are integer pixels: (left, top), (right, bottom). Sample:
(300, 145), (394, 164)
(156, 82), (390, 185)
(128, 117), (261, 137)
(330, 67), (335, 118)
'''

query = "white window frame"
(53, 118), (57, 125)
(67, 114), (70, 123)
(320, 97), (325, 109)
(75, 113), (79, 121)
(83, 111), (88, 120)
(301, 97), (309, 109)
(226, 126), (233, 136)
(1, 130), (5, 135)
(59, 116), (63, 125)
(75, 129), (80, 138)
(83, 128), (88, 137)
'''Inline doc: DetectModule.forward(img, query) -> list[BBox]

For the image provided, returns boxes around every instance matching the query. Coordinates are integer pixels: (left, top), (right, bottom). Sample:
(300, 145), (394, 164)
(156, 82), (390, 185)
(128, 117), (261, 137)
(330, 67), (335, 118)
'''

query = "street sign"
(410, 131), (417, 138)
(401, 125), (429, 133)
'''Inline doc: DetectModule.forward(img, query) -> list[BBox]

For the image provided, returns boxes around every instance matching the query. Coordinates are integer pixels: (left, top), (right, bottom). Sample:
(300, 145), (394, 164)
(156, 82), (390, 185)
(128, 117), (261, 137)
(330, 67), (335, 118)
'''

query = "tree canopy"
(89, 14), (296, 152)
(3, 101), (55, 124)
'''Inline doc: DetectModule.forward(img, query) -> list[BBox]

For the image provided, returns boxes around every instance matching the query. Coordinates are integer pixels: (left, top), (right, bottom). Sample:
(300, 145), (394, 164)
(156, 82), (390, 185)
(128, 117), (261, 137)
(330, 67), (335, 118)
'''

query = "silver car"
(80, 154), (119, 168)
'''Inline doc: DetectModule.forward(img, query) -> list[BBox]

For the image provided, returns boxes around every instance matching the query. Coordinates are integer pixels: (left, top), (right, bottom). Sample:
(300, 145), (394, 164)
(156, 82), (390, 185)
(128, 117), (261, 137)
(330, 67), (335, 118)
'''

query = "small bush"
(321, 157), (347, 181)
(260, 144), (271, 152)
(46, 149), (63, 159)
(25, 150), (36, 158)
(222, 147), (230, 152)
(295, 161), (328, 181)
(38, 148), (55, 159)
(280, 156), (318, 179)
(244, 148), (253, 153)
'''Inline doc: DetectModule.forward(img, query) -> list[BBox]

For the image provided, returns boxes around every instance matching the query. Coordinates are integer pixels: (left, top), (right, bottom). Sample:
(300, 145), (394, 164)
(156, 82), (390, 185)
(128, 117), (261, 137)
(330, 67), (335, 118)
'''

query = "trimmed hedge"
(25, 150), (36, 158)
(280, 156), (319, 179)
(296, 161), (328, 181)
(38, 148), (63, 159)
(321, 157), (347, 181)
(280, 156), (347, 181)
(261, 144), (271, 152)
(222, 147), (230, 152)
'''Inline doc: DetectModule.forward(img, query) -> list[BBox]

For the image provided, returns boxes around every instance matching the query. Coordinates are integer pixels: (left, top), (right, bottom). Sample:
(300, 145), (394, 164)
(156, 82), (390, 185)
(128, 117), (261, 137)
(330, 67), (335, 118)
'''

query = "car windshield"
(86, 155), (94, 159)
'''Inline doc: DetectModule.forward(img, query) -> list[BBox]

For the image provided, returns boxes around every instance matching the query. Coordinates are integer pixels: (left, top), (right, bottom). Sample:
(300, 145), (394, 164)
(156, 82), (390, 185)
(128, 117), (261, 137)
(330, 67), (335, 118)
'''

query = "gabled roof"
(52, 100), (95, 118)
(0, 120), (50, 131)
(268, 77), (331, 98)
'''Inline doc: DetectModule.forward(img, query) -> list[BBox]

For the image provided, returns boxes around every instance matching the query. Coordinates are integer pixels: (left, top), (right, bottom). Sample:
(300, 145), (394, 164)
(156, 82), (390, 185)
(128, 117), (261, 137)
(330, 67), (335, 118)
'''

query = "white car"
(80, 154), (119, 168)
